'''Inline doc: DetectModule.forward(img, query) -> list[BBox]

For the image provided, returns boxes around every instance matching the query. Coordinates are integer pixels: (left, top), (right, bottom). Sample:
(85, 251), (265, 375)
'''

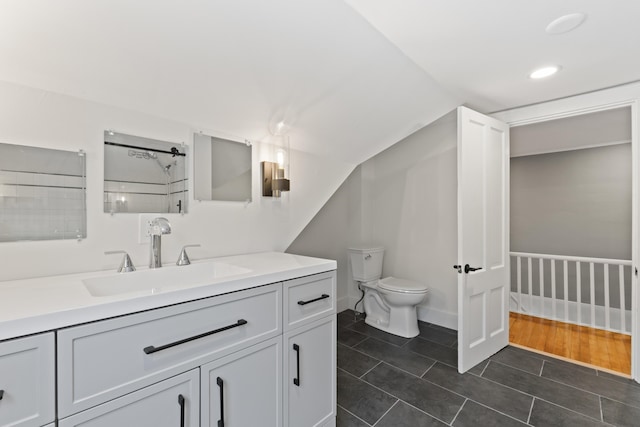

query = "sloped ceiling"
(345, 0), (640, 113)
(0, 0), (459, 164)
(2, 1), (639, 166)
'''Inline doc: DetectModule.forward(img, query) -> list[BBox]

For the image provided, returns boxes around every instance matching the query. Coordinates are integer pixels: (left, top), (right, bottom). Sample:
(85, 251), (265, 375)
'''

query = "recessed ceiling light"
(546, 13), (587, 35)
(529, 66), (560, 79)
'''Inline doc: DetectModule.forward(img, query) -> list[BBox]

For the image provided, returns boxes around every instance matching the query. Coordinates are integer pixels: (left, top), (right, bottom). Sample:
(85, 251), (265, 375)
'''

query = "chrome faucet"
(149, 217), (171, 268)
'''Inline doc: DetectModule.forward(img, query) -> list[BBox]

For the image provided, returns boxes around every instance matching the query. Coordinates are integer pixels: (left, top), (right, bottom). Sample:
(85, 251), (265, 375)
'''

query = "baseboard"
(337, 296), (351, 313)
(417, 306), (458, 331)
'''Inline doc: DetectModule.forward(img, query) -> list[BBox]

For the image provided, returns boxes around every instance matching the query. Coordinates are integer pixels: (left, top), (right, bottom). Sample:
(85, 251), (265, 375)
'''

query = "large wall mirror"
(104, 131), (188, 214)
(194, 133), (252, 202)
(0, 143), (86, 242)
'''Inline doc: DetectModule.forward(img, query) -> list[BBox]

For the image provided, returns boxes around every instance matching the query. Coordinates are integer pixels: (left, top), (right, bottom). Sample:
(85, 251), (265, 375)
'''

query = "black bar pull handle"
(298, 294), (330, 306)
(178, 394), (185, 427)
(0, 389), (4, 400)
(293, 343), (301, 386)
(144, 319), (248, 354)
(217, 377), (225, 427)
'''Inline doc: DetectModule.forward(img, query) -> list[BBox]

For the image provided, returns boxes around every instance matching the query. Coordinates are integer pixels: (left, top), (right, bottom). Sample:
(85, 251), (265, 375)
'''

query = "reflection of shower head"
(154, 158), (176, 176)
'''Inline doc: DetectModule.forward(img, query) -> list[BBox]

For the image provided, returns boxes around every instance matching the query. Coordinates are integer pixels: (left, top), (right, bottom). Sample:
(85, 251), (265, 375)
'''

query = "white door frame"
(494, 97), (639, 380)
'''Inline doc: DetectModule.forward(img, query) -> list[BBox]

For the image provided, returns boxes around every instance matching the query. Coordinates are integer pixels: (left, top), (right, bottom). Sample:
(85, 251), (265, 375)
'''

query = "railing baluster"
(589, 262), (596, 327)
(539, 259), (544, 317)
(517, 256), (522, 313)
(619, 264), (626, 333)
(576, 261), (581, 325)
(551, 260), (556, 320)
(508, 252), (632, 335)
(563, 260), (569, 322)
(604, 264), (610, 330)
(527, 257), (533, 313)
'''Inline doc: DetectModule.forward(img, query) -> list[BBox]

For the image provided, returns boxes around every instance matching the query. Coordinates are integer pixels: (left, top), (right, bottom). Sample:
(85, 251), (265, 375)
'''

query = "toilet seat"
(378, 277), (428, 294)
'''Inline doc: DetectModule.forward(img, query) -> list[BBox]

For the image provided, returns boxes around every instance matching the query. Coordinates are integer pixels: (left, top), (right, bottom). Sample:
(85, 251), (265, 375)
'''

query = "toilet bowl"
(348, 248), (429, 338)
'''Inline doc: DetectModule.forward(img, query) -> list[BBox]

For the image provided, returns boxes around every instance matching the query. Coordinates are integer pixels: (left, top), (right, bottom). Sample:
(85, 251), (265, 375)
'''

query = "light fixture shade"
(261, 135), (290, 197)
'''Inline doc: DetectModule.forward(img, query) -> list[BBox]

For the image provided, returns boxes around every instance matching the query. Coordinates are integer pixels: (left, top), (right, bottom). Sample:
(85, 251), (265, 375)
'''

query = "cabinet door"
(0, 332), (55, 427)
(284, 315), (336, 427)
(58, 369), (198, 427)
(201, 336), (281, 427)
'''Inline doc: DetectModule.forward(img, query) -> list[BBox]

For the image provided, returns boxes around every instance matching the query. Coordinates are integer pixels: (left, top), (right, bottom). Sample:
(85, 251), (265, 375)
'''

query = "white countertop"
(0, 252), (336, 341)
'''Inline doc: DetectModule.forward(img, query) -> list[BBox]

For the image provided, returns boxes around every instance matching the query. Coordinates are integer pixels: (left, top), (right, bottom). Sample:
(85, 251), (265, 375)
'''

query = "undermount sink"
(83, 261), (252, 297)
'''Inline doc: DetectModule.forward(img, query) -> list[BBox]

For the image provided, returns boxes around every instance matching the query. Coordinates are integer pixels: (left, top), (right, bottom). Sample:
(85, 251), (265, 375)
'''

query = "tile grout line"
(359, 361), (383, 379)
(526, 397), (535, 425)
(419, 360), (437, 378)
(449, 398), (468, 426)
(479, 360), (490, 377)
(371, 399), (399, 427)
(337, 404), (373, 427)
(539, 360), (545, 377)
(599, 396), (604, 423)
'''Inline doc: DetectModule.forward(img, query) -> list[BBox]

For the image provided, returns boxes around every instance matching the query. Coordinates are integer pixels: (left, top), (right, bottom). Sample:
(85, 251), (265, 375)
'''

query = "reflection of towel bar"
(105, 141), (186, 157)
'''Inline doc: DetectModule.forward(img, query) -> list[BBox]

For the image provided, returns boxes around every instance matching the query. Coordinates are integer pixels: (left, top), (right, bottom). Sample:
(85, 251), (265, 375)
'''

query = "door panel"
(457, 106), (510, 373)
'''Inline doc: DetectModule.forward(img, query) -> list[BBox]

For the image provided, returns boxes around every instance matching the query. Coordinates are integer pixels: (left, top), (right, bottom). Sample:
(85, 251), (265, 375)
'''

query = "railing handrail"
(510, 251), (631, 266)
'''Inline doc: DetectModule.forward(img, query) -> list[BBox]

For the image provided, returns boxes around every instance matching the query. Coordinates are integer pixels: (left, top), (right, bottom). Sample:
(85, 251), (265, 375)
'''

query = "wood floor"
(509, 312), (631, 375)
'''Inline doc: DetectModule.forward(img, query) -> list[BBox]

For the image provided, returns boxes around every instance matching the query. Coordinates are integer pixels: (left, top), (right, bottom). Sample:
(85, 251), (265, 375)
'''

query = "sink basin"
(83, 261), (252, 297)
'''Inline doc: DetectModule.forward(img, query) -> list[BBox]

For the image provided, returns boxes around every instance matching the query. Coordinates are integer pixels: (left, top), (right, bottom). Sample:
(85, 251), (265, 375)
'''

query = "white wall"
(0, 80), (355, 280)
(287, 110), (459, 328)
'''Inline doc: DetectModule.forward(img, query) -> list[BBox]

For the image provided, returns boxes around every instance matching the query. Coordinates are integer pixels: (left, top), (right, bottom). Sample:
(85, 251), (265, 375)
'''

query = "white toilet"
(348, 247), (429, 338)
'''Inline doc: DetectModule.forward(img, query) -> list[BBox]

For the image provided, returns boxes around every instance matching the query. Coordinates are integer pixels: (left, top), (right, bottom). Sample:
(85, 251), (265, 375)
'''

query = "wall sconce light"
(262, 132), (290, 198)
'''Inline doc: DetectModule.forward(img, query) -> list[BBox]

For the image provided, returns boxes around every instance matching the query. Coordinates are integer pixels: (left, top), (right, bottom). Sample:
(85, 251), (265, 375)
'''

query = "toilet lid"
(378, 277), (429, 294)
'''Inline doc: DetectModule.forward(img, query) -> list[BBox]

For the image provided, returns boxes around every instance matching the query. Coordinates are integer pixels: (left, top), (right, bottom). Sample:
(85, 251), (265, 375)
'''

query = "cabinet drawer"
(58, 283), (281, 417)
(284, 271), (335, 330)
(0, 332), (55, 427)
(59, 369), (199, 427)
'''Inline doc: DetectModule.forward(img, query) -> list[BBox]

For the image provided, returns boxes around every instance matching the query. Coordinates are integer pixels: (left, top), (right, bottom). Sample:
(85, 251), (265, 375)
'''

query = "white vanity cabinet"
(0, 332), (55, 427)
(201, 336), (282, 426)
(283, 272), (337, 427)
(58, 369), (199, 427)
(2, 261), (337, 427)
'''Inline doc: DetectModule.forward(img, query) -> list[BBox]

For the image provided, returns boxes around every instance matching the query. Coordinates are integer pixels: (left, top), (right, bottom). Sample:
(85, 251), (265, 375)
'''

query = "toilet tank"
(348, 247), (384, 282)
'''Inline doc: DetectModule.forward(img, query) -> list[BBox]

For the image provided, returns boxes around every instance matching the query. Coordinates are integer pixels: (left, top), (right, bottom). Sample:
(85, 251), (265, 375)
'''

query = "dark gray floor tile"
(543, 355), (598, 376)
(375, 401), (448, 427)
(490, 347), (544, 375)
(338, 343), (380, 377)
(347, 321), (411, 347)
(601, 397), (640, 427)
(483, 360), (601, 419)
(354, 337), (435, 376)
(467, 359), (489, 376)
(542, 361), (640, 409)
(424, 322), (457, 335)
(362, 363), (465, 424)
(597, 370), (640, 388)
(338, 310), (359, 329)
(423, 362), (533, 422)
(418, 323), (457, 347)
(337, 368), (397, 425)
(337, 406), (371, 427)
(338, 327), (368, 347)
(452, 400), (528, 427)
(405, 337), (458, 367)
(529, 399), (606, 427)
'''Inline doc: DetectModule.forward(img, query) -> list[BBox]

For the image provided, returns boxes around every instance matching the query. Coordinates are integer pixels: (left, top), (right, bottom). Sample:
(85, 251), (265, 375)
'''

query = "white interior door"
(457, 106), (510, 373)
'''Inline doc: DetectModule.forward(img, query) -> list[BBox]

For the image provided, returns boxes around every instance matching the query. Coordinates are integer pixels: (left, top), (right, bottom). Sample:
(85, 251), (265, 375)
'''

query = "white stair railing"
(510, 252), (632, 334)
